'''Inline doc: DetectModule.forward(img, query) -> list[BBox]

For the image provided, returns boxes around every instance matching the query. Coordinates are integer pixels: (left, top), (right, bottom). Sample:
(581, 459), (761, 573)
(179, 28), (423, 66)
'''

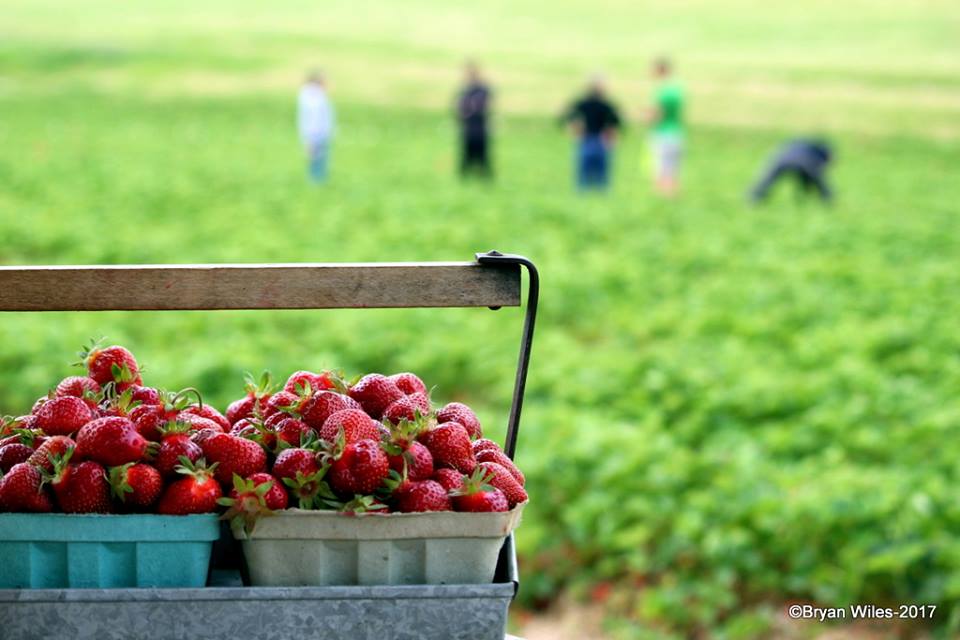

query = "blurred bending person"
(298, 70), (335, 183)
(456, 61), (493, 179)
(561, 75), (622, 191)
(750, 139), (834, 204)
(646, 57), (685, 197)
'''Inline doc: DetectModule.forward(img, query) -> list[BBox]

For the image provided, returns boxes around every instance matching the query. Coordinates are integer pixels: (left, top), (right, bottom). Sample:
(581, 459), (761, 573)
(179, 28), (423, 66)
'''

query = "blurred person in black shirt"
(456, 61), (493, 179)
(561, 75), (623, 190)
(749, 139), (834, 204)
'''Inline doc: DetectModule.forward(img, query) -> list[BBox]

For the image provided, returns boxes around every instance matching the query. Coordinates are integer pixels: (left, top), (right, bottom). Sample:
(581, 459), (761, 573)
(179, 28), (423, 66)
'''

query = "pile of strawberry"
(0, 343), (527, 530)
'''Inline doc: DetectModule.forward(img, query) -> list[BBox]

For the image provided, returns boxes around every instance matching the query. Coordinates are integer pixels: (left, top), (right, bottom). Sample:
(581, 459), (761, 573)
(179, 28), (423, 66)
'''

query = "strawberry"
(76, 417), (149, 467)
(178, 414), (225, 434)
(156, 458), (222, 515)
(478, 461), (527, 507)
(55, 376), (102, 408)
(33, 396), (95, 437)
(327, 439), (389, 496)
(451, 468), (509, 512)
(471, 438), (502, 456)
(418, 422), (477, 474)
(218, 472), (288, 535)
(300, 391), (361, 429)
(190, 428), (221, 448)
(273, 447), (328, 509)
(475, 449), (525, 486)
(348, 374), (405, 419)
(433, 468), (465, 493)
(155, 428), (203, 479)
(109, 462), (163, 508)
(130, 389), (204, 441)
(436, 402), (482, 440)
(226, 371), (275, 425)
(47, 454), (112, 513)
(274, 417), (315, 449)
(0, 443), (34, 472)
(200, 433), (267, 485)
(283, 370), (335, 395)
(262, 391), (302, 419)
(335, 494), (389, 514)
(394, 480), (451, 513)
(0, 463), (53, 512)
(319, 409), (380, 445)
(388, 372), (428, 396)
(79, 342), (141, 389)
(1, 415), (35, 437)
(27, 435), (76, 472)
(129, 385), (163, 406)
(382, 393), (431, 425)
(181, 404), (229, 430)
(386, 441), (434, 481)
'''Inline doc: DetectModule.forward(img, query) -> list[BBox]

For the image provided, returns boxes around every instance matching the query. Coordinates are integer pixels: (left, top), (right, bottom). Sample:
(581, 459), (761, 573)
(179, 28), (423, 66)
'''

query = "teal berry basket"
(0, 513), (220, 589)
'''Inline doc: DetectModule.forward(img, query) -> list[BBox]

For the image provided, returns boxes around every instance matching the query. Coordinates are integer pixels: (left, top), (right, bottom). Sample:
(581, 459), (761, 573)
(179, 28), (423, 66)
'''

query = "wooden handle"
(0, 262), (521, 311)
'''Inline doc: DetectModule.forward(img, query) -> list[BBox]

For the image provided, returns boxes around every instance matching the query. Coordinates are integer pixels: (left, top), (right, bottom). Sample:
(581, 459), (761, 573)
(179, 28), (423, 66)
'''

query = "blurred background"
(2, 1), (959, 637)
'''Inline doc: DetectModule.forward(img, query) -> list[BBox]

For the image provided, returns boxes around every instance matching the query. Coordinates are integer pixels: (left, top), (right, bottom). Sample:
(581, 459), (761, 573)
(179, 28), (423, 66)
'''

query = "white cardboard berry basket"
(0, 251), (539, 640)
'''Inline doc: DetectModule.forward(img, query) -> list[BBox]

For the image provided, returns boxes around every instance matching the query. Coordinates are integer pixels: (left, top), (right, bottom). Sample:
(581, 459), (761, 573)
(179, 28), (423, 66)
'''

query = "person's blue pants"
(577, 135), (610, 190)
(307, 140), (330, 182)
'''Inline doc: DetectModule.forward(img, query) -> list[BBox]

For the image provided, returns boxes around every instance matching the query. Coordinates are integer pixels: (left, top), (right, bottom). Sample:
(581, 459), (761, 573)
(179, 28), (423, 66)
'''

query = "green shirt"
(654, 81), (684, 137)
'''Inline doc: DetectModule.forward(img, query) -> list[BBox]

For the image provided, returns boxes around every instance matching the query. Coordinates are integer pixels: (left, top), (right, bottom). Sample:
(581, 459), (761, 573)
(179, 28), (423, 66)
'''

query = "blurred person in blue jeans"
(561, 75), (623, 191)
(297, 70), (335, 183)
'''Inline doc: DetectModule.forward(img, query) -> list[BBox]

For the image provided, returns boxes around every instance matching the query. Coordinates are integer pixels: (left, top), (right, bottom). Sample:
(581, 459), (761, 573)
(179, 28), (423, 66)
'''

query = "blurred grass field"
(2, 1), (960, 636)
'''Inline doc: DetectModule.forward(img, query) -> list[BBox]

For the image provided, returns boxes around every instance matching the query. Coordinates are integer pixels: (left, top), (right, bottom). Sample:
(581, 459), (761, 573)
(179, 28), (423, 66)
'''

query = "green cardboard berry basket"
(0, 251), (538, 640)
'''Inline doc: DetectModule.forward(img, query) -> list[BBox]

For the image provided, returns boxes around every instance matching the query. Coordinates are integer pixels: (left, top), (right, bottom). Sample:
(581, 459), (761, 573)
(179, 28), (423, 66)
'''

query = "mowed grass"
(2, 1), (960, 636)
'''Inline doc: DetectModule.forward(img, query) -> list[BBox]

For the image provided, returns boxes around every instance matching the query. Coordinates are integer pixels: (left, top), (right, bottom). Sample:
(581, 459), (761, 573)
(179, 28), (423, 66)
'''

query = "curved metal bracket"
(475, 250), (539, 460)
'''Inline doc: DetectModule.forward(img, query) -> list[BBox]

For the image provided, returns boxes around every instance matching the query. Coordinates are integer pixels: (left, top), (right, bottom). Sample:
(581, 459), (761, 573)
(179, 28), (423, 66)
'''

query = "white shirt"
(298, 83), (335, 143)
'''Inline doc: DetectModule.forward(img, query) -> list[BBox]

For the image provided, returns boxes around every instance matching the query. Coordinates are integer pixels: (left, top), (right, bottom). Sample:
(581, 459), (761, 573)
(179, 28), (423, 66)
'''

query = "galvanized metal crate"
(0, 252), (538, 639)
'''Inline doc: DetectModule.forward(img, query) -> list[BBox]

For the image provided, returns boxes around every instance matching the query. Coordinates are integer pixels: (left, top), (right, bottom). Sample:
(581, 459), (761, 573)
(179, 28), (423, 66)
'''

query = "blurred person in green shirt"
(645, 57), (684, 197)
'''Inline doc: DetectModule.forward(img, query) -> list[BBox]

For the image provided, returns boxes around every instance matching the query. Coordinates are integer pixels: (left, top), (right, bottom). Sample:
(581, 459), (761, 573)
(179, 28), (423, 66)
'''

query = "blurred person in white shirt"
(297, 70), (335, 183)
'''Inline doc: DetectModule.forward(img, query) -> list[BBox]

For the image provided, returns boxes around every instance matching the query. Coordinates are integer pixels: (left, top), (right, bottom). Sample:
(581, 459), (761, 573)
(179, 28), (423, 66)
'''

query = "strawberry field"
(2, 0), (960, 637)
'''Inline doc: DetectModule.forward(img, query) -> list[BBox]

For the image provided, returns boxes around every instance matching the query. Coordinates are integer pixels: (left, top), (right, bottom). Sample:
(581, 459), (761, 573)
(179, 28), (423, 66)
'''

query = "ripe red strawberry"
(320, 409), (380, 444)
(478, 461), (527, 508)
(0, 443), (34, 472)
(177, 414), (225, 434)
(394, 480), (452, 513)
(273, 417), (314, 449)
(200, 433), (267, 485)
(48, 458), (112, 513)
(272, 447), (327, 509)
(155, 430), (203, 479)
(80, 343), (141, 389)
(190, 427), (221, 448)
(27, 435), (76, 472)
(226, 371), (275, 425)
(337, 494), (389, 514)
(76, 417), (149, 467)
(348, 374), (405, 419)
(262, 391), (302, 419)
(418, 422), (477, 474)
(475, 449), (525, 486)
(218, 472), (288, 535)
(327, 439), (389, 496)
(433, 468), (465, 493)
(109, 462), (163, 508)
(388, 372), (428, 396)
(0, 463), (53, 512)
(283, 370), (334, 395)
(471, 438), (502, 456)
(181, 404), (229, 430)
(156, 459), (222, 515)
(33, 396), (95, 437)
(436, 402), (482, 440)
(129, 385), (163, 406)
(130, 389), (206, 441)
(451, 468), (509, 512)
(55, 376), (102, 408)
(300, 391), (360, 429)
(382, 392), (431, 425)
(387, 441), (434, 481)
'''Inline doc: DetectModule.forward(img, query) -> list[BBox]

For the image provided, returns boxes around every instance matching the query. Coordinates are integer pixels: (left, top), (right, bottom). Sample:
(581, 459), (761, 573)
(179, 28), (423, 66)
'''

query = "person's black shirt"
(458, 83), (490, 138)
(563, 94), (622, 136)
